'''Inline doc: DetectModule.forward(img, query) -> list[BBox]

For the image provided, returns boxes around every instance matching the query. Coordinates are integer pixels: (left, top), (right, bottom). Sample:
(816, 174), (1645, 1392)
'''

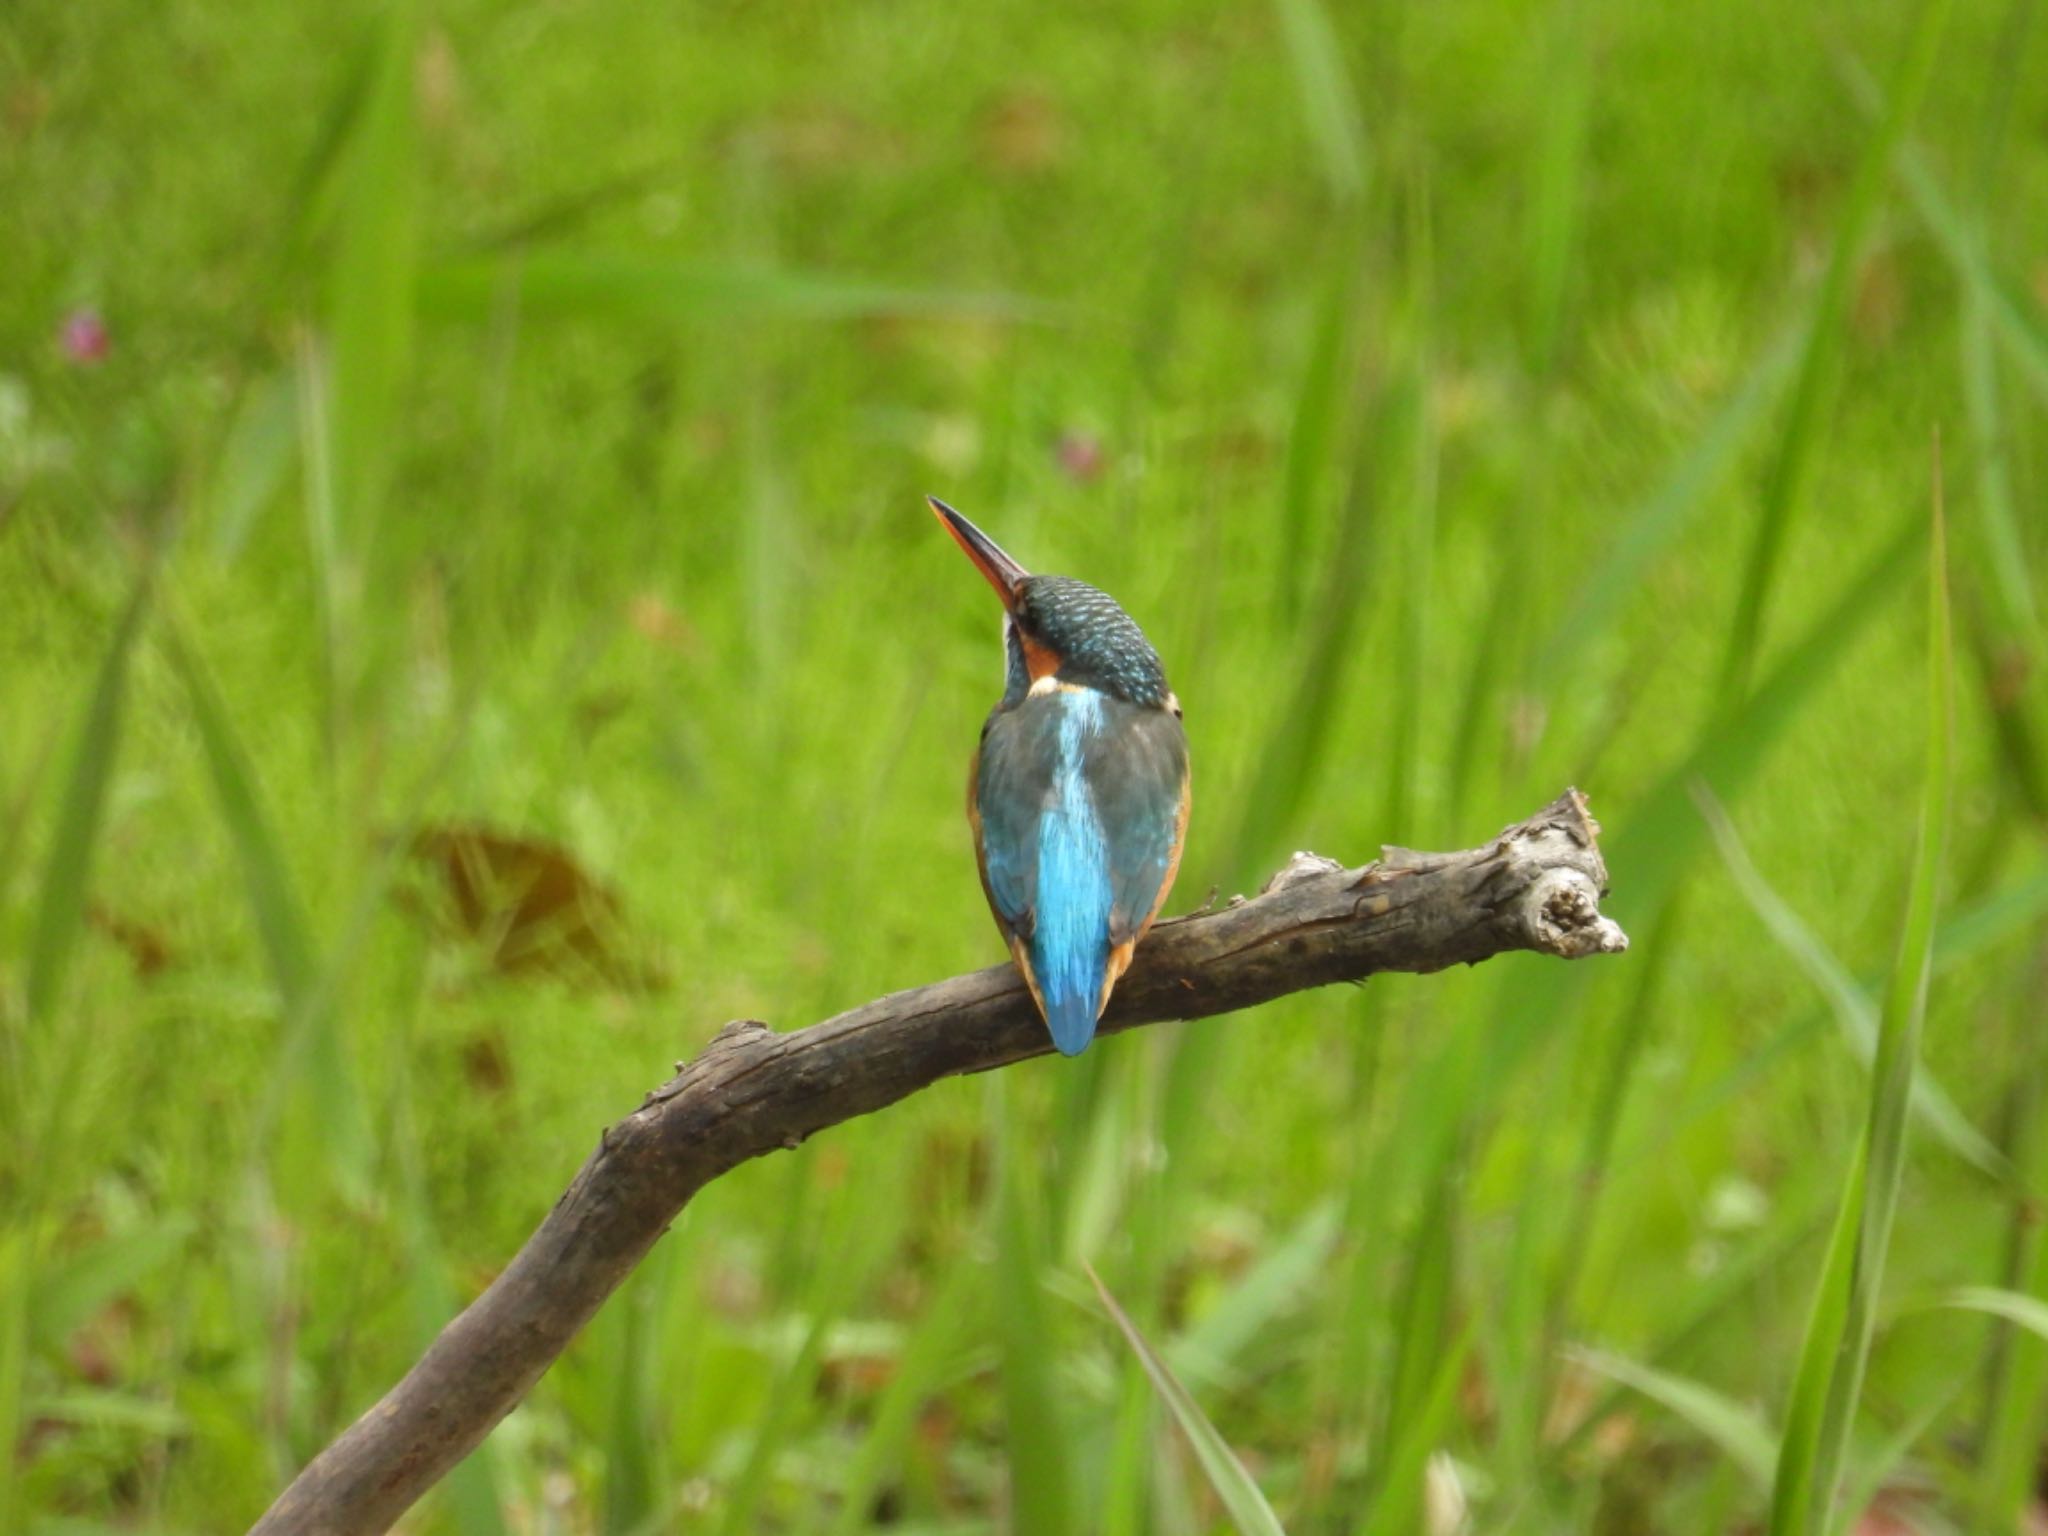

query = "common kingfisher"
(930, 497), (1191, 1056)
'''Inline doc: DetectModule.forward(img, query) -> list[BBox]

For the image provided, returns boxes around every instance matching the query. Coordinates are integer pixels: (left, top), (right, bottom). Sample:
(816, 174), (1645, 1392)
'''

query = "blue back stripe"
(1032, 690), (1112, 1055)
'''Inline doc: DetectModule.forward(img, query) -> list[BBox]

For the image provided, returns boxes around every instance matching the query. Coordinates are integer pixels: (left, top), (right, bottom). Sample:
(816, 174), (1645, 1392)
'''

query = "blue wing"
(973, 690), (1189, 1056)
(1086, 702), (1190, 949)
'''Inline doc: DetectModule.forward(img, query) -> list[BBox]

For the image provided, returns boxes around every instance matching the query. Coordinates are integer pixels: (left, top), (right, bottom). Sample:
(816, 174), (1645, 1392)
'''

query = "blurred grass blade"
(206, 371), (300, 565)
(1443, 542), (1524, 824)
(1223, 378), (1387, 881)
(1846, 55), (2048, 836)
(326, 0), (418, 549)
(1961, 283), (2042, 645)
(24, 575), (152, 1027)
(1086, 1263), (1288, 1536)
(1718, 0), (1949, 699)
(1921, 1284), (2048, 1340)
(1933, 864), (2048, 963)
(419, 252), (1049, 326)
(1985, 266), (2048, 405)
(1768, 442), (1953, 1536)
(1622, 850), (2045, 1174)
(1569, 1346), (1776, 1490)
(1545, 895), (1683, 1367)
(1271, 0), (1367, 206)
(1059, 1055), (1135, 1266)
(292, 324), (346, 777)
(464, 159), (691, 252)
(1099, 1362), (1155, 1536)
(278, 23), (378, 260)
(1272, 239), (1368, 624)
(1767, 1145), (1866, 1536)
(1968, 609), (2048, 823)
(1383, 202), (1438, 843)
(1694, 784), (2002, 1177)
(1896, 138), (2048, 402)
(715, 1307), (834, 1536)
(715, 1175), (898, 1533)
(26, 1219), (193, 1349)
(601, 1288), (659, 1536)
(1865, 67), (2048, 435)
(1854, 60), (2048, 822)
(0, 733), (57, 924)
(1610, 517), (1917, 921)
(1809, 441), (1955, 1508)
(1523, 2), (1591, 373)
(1556, 1187), (1834, 1467)
(1976, 999), (2048, 1530)
(166, 623), (372, 1197)
(826, 1264), (976, 1536)
(1377, 1157), (1458, 1514)
(996, 1094), (1075, 1536)
(1538, 326), (1797, 677)
(1838, 1288), (2020, 1532)
(1169, 1200), (1338, 1389)
(8, 565), (152, 1531)
(1357, 1325), (1473, 1536)
(716, 1282), (842, 1536)
(0, 1229), (32, 1530)
(21, 1390), (183, 1436)
(1836, 1368), (1967, 1536)
(164, 629), (314, 997)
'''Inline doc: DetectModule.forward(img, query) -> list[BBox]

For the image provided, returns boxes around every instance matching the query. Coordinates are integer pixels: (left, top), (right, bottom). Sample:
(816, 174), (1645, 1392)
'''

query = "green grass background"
(4, 0), (2047, 1530)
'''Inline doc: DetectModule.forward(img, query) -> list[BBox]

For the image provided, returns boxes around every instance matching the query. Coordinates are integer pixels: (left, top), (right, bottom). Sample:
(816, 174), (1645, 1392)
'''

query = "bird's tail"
(1041, 986), (1101, 1057)
(1030, 929), (1108, 1056)
(1029, 794), (1115, 1055)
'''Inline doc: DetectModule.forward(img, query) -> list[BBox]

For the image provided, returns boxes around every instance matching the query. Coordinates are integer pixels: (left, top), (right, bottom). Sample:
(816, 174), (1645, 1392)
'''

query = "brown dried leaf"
(1848, 1491), (1925, 1536)
(405, 822), (657, 988)
(88, 903), (173, 977)
(460, 1031), (513, 1094)
(627, 592), (698, 654)
(980, 89), (1066, 174)
(820, 1352), (898, 1397)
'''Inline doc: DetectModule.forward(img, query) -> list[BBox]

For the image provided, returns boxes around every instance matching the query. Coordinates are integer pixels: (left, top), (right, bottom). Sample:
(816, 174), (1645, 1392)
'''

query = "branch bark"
(250, 788), (1626, 1536)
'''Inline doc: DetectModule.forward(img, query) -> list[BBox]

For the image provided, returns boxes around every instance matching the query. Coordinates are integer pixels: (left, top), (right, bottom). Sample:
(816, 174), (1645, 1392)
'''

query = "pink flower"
(59, 309), (109, 365)
(1055, 430), (1105, 483)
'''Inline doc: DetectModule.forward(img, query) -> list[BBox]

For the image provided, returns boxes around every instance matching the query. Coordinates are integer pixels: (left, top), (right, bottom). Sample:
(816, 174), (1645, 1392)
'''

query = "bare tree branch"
(249, 789), (1626, 1536)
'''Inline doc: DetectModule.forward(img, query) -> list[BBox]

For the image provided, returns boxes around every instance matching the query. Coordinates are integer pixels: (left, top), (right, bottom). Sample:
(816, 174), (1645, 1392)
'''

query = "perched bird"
(930, 497), (1190, 1056)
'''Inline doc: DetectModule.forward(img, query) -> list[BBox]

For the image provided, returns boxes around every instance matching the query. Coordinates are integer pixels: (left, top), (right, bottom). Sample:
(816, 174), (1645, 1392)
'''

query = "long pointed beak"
(929, 496), (1029, 610)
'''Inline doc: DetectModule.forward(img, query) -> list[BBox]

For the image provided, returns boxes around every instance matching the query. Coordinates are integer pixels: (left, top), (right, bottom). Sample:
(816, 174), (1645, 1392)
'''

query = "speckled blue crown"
(1017, 576), (1170, 709)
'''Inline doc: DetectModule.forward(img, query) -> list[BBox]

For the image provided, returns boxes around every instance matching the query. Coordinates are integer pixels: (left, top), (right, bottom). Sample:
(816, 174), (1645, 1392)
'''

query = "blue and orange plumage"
(933, 498), (1190, 1055)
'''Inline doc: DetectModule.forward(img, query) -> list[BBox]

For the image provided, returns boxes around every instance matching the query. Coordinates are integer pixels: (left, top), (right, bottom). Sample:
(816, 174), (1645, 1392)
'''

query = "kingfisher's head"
(930, 497), (1176, 714)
